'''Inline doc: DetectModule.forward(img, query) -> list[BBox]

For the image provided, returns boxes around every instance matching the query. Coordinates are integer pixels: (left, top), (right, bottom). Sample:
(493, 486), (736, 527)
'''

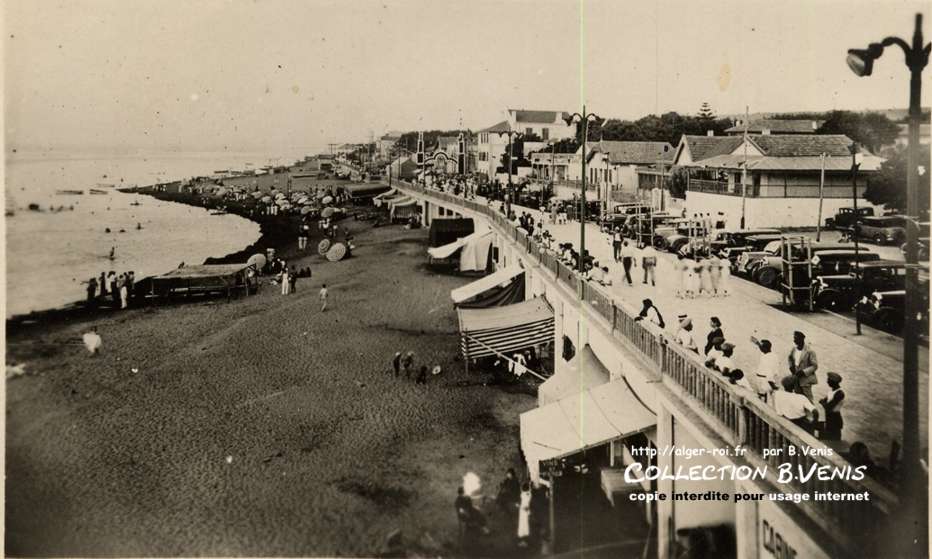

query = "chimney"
(706, 130), (714, 137)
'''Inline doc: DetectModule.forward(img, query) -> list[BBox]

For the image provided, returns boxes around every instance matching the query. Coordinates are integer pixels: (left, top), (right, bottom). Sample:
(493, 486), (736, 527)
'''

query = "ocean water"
(5, 149), (314, 318)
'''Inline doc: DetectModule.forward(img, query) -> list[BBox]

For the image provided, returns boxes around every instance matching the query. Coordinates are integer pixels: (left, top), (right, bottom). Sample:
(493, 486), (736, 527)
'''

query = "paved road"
(534, 213), (928, 462)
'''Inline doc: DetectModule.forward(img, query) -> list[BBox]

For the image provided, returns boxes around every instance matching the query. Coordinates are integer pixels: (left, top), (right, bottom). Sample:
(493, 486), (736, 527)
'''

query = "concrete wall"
(686, 191), (879, 229)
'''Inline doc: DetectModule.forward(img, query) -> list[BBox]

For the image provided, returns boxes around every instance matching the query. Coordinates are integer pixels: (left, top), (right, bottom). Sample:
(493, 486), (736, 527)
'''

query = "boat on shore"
(56, 189), (84, 195)
(89, 189), (109, 195)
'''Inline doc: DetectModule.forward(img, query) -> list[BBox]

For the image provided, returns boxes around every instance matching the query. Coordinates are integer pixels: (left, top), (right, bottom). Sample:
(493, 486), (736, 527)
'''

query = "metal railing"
(395, 181), (896, 542)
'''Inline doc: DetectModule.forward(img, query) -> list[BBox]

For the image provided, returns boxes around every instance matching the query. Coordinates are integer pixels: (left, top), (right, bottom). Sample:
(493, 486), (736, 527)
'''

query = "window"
(526, 127), (533, 136)
(480, 133), (488, 144)
(479, 152), (488, 162)
(542, 128), (549, 141)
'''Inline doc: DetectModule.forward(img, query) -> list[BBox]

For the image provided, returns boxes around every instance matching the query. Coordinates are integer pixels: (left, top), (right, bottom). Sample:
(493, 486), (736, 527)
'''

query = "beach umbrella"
(322, 195), (333, 205)
(300, 206), (314, 215)
(297, 196), (309, 205)
(275, 192), (286, 200)
(247, 253), (267, 270)
(317, 239), (332, 255)
(326, 242), (347, 262)
(270, 188), (279, 195)
(260, 195), (272, 203)
(215, 188), (228, 197)
(321, 207), (335, 218)
(250, 190), (263, 198)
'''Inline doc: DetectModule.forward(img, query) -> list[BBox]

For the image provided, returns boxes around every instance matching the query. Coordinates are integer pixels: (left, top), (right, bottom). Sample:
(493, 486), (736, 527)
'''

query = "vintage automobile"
(824, 206), (874, 230)
(780, 250), (882, 300)
(812, 260), (907, 311)
(713, 233), (785, 266)
(627, 213), (676, 244)
(600, 203), (651, 231)
(738, 241), (855, 288)
(852, 215), (908, 245)
(857, 286), (930, 334)
(654, 218), (709, 252)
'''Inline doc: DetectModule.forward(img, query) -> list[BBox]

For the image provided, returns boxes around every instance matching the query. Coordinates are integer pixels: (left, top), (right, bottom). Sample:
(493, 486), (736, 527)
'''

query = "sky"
(4, 0), (929, 154)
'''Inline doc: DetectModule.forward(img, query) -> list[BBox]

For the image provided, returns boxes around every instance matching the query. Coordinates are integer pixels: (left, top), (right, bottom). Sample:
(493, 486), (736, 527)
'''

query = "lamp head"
(563, 114), (576, 126)
(846, 44), (884, 77)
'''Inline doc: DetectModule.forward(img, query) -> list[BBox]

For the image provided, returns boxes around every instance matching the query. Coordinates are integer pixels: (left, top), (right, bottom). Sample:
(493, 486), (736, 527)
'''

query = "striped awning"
(457, 297), (554, 360)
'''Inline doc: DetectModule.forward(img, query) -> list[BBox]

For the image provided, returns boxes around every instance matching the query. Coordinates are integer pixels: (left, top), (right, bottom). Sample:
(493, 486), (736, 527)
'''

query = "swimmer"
(105, 227), (111, 233)
(136, 222), (142, 230)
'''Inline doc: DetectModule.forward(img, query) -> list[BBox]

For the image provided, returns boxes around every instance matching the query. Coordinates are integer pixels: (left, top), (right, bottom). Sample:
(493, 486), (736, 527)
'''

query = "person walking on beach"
(392, 352), (402, 377)
(85, 277), (98, 309)
(319, 283), (328, 311)
(109, 272), (120, 308)
(125, 271), (135, 306)
(281, 267), (291, 295)
(98, 272), (108, 299)
(401, 351), (414, 378)
(516, 482), (532, 547)
(82, 326), (102, 355)
(288, 267), (298, 293)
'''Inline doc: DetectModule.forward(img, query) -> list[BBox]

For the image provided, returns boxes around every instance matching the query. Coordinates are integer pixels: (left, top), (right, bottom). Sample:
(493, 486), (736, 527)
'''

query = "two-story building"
(566, 141), (676, 207)
(476, 110), (577, 179)
(377, 132), (402, 159)
(673, 132), (882, 228)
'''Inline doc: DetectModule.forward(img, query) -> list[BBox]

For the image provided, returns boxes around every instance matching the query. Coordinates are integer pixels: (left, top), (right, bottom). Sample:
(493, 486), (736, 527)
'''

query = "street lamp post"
(497, 129), (523, 219)
(564, 107), (601, 273)
(846, 12), (930, 545)
(849, 142), (863, 335)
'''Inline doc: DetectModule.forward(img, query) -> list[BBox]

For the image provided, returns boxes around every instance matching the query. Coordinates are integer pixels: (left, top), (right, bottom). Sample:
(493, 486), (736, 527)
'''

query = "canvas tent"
(456, 297), (553, 360)
(520, 380), (655, 483)
(372, 188), (398, 207)
(390, 197), (419, 220)
(148, 264), (256, 298)
(451, 266), (525, 308)
(537, 345), (610, 406)
(427, 229), (493, 272)
(429, 218), (474, 248)
(343, 183), (391, 201)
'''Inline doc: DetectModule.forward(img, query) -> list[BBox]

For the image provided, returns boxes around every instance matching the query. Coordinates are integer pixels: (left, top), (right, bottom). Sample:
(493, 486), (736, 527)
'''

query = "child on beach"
(319, 284), (328, 311)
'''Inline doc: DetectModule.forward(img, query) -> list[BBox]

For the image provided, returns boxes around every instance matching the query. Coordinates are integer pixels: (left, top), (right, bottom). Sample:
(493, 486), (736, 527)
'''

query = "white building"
(674, 132), (883, 228)
(476, 109), (577, 179)
(566, 141), (675, 206)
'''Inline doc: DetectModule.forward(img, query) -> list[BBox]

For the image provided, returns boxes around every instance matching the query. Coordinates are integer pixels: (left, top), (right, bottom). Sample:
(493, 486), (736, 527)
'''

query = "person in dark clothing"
(454, 487), (486, 551)
(86, 277), (98, 308)
(819, 372), (845, 440)
(415, 366), (428, 384)
(391, 352), (402, 377)
(496, 468), (520, 514)
(98, 272), (108, 298)
(704, 317), (723, 355)
(109, 272), (120, 307)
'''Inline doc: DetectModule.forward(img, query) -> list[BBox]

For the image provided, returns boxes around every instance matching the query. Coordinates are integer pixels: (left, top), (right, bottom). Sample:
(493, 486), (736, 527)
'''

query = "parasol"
(326, 243), (347, 262)
(300, 206), (315, 215)
(247, 253), (267, 270)
(317, 239), (332, 255)
(322, 195), (333, 205)
(260, 195), (272, 203)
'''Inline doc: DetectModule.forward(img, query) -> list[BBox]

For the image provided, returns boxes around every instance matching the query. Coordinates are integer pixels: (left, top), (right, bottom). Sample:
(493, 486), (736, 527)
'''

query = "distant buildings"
(476, 109), (577, 179)
(567, 141), (675, 204)
(377, 132), (402, 159)
(725, 119), (823, 135)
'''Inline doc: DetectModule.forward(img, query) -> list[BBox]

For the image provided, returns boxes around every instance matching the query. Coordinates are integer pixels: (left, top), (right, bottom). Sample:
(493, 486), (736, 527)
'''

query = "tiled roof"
(591, 141), (675, 164)
(510, 109), (571, 124)
(478, 120), (512, 133)
(693, 153), (881, 172)
(725, 119), (823, 134)
(682, 135), (745, 162)
(750, 134), (854, 157)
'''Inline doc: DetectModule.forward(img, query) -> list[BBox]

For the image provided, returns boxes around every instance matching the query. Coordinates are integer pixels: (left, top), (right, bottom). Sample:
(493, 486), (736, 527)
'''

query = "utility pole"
(740, 105), (749, 229)
(816, 152), (826, 241)
(850, 143), (862, 335)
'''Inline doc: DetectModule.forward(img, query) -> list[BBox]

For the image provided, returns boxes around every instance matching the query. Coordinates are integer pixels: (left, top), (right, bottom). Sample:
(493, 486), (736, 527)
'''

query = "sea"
(5, 148), (317, 318)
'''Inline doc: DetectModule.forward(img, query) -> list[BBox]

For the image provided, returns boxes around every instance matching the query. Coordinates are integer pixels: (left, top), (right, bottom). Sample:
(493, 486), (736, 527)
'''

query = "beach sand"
(6, 216), (538, 556)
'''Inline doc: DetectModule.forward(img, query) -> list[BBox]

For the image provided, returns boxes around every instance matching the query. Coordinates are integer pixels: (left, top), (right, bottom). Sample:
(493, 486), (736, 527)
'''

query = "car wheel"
(756, 266), (779, 288)
(873, 234), (885, 245)
(654, 237), (667, 249)
(874, 308), (903, 333)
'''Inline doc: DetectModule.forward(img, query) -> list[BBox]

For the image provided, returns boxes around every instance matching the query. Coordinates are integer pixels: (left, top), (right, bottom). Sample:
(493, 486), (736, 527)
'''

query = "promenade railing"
(395, 181), (897, 542)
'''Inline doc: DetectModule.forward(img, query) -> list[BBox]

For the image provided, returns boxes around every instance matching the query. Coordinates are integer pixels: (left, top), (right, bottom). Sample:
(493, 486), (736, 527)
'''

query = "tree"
(818, 111), (901, 153)
(864, 144), (930, 212)
(697, 102), (715, 121)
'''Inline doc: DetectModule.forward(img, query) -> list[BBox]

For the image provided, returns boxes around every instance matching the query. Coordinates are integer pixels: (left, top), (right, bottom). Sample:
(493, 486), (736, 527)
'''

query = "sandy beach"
(5, 206), (538, 556)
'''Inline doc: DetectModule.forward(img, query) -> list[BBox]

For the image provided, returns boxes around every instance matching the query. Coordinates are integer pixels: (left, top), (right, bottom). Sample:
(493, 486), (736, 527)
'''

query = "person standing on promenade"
(708, 254), (722, 296)
(612, 226), (623, 262)
(704, 317), (723, 355)
(819, 372), (845, 441)
(718, 256), (732, 297)
(674, 255), (687, 298)
(773, 376), (818, 435)
(620, 241), (636, 285)
(85, 277), (98, 308)
(641, 243), (658, 286)
(319, 283), (328, 311)
(634, 298), (665, 328)
(787, 331), (818, 401)
(675, 316), (699, 353)
(698, 256), (713, 296)
(750, 337), (779, 403)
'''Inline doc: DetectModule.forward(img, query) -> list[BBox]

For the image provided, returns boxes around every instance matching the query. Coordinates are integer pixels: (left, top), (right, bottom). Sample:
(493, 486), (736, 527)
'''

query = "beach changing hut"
(149, 264), (257, 299)
(427, 228), (493, 272)
(450, 265), (525, 308)
(456, 296), (554, 362)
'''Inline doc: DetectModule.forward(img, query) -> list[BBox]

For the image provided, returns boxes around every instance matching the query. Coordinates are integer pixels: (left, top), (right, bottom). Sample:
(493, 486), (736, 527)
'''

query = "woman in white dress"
(698, 257), (713, 296)
(684, 258), (699, 298)
(675, 255), (687, 298)
(708, 254), (722, 296)
(281, 267), (290, 295)
(517, 482), (532, 546)
(719, 257), (732, 296)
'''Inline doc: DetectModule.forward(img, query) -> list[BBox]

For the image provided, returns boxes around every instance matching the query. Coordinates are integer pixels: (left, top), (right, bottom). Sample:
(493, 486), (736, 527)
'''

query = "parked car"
(655, 219), (709, 252)
(853, 215), (908, 245)
(857, 286), (930, 334)
(824, 206), (874, 229)
(628, 213), (676, 243)
(713, 233), (785, 266)
(600, 203), (650, 231)
(740, 241), (856, 288)
(812, 260), (907, 311)
(810, 250), (882, 276)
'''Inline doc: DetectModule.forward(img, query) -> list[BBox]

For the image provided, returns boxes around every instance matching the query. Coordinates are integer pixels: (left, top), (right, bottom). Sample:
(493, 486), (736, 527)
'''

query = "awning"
(451, 266), (524, 307)
(459, 232), (493, 272)
(457, 297), (553, 360)
(428, 229), (490, 260)
(538, 345), (610, 406)
(521, 380), (656, 483)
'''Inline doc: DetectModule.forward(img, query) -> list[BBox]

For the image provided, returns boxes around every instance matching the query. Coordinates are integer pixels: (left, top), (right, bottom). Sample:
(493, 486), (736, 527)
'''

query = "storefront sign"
(540, 458), (565, 478)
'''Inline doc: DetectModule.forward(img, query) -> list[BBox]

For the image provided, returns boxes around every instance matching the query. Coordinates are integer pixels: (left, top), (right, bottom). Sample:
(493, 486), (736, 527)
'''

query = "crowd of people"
(84, 270), (136, 310)
(390, 350), (442, 384)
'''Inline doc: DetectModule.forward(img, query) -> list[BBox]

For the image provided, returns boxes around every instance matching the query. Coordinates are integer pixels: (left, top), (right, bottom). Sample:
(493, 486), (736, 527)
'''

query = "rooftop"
(725, 119), (824, 134)
(508, 109), (571, 124)
(587, 140), (675, 164)
(478, 120), (513, 134)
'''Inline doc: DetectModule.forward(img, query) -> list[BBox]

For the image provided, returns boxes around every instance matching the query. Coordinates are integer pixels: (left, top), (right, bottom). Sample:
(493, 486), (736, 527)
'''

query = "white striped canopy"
(456, 297), (553, 360)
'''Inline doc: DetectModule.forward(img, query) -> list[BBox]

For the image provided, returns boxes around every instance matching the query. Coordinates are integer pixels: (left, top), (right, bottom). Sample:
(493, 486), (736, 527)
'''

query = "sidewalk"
(536, 214), (929, 462)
